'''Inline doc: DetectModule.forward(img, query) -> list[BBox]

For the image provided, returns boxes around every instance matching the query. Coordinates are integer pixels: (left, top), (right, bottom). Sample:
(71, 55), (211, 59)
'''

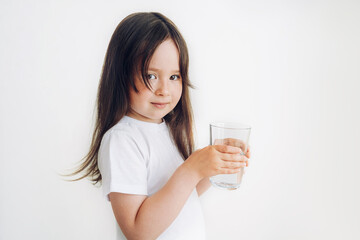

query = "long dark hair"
(68, 12), (194, 185)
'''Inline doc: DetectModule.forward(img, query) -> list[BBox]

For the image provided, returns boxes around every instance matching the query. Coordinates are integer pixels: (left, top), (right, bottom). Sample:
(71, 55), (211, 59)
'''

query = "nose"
(154, 78), (170, 96)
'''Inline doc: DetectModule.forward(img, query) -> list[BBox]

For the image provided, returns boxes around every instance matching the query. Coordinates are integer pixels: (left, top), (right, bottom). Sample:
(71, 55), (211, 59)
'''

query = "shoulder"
(98, 120), (149, 167)
(101, 121), (144, 148)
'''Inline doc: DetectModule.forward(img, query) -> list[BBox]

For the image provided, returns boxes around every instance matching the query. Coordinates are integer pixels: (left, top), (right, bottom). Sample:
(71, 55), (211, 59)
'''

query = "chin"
(143, 114), (164, 122)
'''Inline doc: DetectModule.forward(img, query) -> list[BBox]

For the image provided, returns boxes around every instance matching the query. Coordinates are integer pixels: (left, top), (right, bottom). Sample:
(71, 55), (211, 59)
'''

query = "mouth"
(151, 102), (169, 109)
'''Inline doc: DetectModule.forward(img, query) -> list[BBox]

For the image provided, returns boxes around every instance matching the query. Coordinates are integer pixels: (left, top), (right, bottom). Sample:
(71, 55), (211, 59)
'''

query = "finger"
(214, 138), (243, 149)
(218, 168), (242, 174)
(223, 161), (246, 169)
(214, 144), (242, 154)
(223, 138), (249, 154)
(245, 145), (251, 158)
(223, 138), (244, 148)
(213, 139), (224, 145)
(223, 138), (239, 147)
(221, 153), (248, 162)
(245, 151), (250, 158)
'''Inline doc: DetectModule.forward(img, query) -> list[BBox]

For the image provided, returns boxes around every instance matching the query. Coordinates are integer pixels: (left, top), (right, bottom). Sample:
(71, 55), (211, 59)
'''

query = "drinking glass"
(209, 122), (251, 190)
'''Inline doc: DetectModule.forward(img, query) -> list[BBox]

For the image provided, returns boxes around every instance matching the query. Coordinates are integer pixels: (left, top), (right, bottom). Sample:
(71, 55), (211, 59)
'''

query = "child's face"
(127, 39), (183, 123)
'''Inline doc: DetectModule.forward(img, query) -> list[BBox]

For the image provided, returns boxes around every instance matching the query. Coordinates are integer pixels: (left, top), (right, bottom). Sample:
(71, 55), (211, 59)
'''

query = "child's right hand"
(183, 145), (248, 180)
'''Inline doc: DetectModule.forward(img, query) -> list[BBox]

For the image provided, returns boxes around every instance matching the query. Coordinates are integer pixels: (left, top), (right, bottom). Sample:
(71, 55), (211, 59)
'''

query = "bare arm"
(196, 177), (211, 196)
(110, 145), (247, 240)
(110, 164), (200, 240)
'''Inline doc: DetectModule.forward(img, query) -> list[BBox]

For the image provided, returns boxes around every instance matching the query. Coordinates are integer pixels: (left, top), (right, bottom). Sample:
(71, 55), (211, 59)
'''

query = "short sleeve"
(98, 127), (148, 200)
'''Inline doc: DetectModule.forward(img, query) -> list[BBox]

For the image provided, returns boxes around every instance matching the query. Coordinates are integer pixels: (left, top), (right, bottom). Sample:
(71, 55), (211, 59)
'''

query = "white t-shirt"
(98, 116), (206, 240)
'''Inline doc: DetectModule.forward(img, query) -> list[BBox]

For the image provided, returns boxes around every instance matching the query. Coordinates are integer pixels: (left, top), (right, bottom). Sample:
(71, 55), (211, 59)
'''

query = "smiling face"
(127, 38), (183, 123)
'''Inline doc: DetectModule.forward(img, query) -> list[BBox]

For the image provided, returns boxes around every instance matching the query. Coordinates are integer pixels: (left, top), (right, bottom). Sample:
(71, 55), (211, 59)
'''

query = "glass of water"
(209, 122), (251, 190)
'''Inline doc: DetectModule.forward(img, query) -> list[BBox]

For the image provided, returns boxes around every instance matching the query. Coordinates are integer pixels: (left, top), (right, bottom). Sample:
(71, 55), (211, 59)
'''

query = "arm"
(196, 177), (211, 196)
(110, 164), (201, 240)
(110, 145), (246, 240)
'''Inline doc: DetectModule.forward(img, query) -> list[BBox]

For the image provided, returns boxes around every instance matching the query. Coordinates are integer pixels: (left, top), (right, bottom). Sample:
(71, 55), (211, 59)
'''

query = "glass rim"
(210, 122), (251, 130)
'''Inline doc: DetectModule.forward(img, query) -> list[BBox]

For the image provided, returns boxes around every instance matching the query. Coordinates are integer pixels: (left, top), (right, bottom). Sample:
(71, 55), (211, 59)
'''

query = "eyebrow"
(148, 67), (180, 73)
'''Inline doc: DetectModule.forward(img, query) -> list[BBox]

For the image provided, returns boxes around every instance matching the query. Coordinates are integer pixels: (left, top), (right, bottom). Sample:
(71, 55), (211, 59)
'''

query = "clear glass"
(209, 122), (251, 190)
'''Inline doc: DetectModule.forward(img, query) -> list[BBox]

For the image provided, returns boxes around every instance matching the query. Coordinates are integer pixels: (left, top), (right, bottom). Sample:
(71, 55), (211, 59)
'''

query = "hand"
(214, 138), (251, 166)
(183, 144), (249, 180)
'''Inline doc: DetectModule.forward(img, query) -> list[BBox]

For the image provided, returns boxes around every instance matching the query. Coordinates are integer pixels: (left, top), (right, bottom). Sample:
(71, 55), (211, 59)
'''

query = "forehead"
(148, 39), (180, 71)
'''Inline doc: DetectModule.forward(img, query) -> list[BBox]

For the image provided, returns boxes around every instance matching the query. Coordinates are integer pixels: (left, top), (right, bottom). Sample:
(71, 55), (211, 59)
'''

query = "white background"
(1, 0), (359, 239)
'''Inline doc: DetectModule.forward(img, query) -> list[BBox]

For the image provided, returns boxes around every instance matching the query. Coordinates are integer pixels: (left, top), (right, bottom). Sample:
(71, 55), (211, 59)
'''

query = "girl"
(71, 12), (250, 239)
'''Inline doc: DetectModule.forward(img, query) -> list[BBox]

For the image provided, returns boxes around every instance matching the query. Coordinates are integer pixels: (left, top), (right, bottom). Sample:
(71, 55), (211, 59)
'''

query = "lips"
(151, 102), (169, 109)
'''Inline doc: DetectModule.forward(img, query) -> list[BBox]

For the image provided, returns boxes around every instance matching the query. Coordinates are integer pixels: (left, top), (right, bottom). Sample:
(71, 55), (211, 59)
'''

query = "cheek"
(129, 77), (151, 104)
(129, 89), (143, 108)
(129, 89), (139, 106)
(131, 79), (150, 97)
(173, 84), (183, 102)
(131, 91), (146, 105)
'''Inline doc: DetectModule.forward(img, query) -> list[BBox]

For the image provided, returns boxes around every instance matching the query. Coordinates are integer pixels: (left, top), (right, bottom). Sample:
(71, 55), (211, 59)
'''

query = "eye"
(147, 74), (156, 80)
(170, 75), (181, 81)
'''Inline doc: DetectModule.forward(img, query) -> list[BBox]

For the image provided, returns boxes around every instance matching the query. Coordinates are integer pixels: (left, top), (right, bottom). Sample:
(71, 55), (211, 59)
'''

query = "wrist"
(180, 161), (203, 183)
